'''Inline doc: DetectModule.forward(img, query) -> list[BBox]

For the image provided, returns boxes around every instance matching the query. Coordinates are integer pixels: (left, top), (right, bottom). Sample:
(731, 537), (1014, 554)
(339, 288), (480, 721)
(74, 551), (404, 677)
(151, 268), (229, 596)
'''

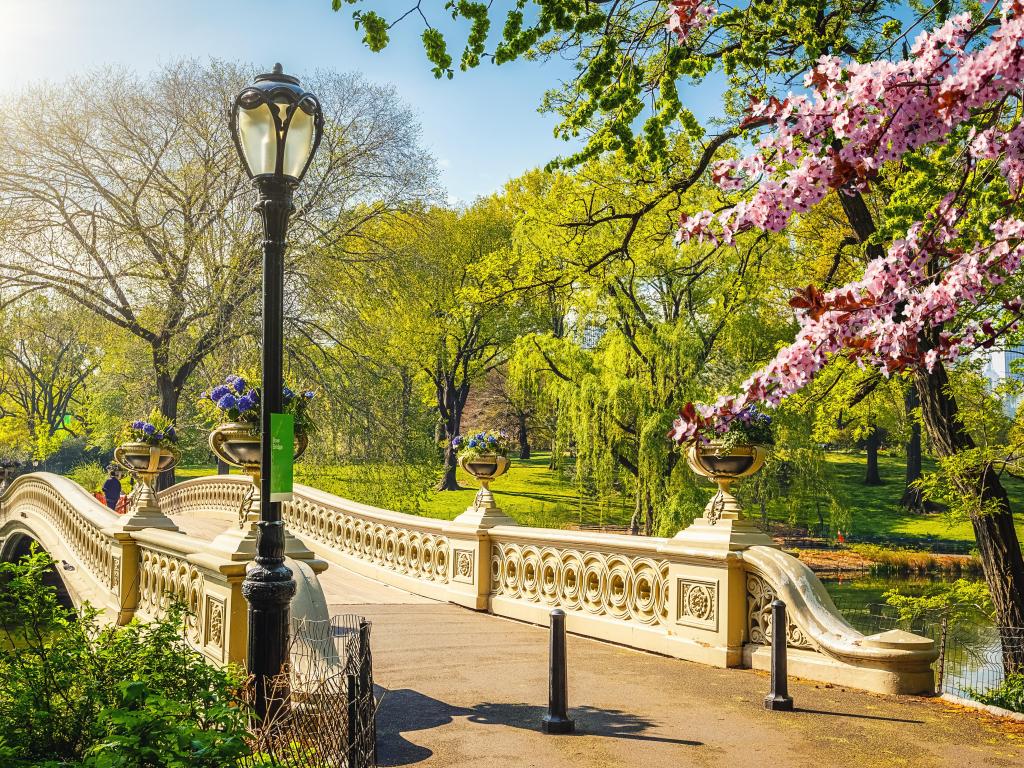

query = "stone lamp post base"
(211, 473), (316, 561)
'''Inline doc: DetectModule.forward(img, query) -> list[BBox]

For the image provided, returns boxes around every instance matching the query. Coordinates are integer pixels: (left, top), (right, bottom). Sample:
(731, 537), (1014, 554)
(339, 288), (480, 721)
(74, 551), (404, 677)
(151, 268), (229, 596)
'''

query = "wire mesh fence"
(243, 614), (377, 768)
(831, 597), (1024, 705)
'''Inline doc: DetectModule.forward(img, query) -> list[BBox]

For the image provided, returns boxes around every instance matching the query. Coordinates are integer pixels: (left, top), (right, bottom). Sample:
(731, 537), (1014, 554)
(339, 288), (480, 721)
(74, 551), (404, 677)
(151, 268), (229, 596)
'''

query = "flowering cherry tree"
(668, 0), (1024, 648)
(670, 2), (1024, 439)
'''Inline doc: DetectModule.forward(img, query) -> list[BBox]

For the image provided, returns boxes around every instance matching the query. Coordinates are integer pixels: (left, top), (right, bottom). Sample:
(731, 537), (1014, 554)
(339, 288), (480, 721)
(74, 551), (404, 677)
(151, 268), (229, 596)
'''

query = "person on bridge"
(102, 466), (122, 511)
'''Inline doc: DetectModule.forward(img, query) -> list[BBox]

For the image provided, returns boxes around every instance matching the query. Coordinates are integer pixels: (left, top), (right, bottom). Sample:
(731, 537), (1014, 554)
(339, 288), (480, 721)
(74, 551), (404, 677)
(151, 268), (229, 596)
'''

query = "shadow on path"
(793, 707), (924, 724)
(375, 687), (701, 766)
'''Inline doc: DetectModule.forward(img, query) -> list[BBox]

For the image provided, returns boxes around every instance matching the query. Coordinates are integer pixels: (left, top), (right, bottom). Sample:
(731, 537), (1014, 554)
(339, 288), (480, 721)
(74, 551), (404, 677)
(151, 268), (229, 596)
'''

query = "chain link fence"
(243, 614), (377, 767)
(833, 597), (1023, 705)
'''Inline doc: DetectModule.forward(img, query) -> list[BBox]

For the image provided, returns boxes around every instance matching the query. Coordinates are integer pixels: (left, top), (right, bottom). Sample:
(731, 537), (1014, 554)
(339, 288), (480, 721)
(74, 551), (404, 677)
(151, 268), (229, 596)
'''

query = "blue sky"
(2, 0), (581, 202)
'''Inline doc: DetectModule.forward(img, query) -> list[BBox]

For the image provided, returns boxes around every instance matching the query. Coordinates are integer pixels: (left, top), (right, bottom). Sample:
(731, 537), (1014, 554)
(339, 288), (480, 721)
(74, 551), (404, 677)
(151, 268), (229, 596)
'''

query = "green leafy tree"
(0, 61), (435, 486)
(500, 152), (811, 533)
(0, 299), (96, 458)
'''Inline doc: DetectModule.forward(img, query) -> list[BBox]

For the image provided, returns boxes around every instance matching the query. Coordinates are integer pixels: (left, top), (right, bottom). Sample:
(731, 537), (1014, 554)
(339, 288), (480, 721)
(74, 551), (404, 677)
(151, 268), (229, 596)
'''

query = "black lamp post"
(229, 63), (323, 716)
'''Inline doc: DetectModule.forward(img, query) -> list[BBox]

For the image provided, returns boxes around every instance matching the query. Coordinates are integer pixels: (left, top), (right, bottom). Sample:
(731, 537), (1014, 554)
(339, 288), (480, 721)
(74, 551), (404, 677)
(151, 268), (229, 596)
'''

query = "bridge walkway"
(176, 517), (1024, 767)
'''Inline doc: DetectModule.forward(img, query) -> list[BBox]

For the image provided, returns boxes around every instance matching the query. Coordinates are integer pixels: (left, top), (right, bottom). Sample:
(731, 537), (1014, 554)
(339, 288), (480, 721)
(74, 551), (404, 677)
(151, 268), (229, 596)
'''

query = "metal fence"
(833, 598), (1023, 704)
(244, 614), (377, 767)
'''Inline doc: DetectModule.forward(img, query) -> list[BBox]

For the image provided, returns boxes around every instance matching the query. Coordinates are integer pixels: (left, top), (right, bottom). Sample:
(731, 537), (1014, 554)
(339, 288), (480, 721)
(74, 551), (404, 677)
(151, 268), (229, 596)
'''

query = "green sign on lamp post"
(269, 412), (294, 502)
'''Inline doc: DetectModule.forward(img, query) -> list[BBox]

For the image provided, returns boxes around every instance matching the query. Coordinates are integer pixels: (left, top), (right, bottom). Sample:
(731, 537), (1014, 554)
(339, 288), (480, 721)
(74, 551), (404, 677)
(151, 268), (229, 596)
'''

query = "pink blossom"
(666, 0), (716, 44)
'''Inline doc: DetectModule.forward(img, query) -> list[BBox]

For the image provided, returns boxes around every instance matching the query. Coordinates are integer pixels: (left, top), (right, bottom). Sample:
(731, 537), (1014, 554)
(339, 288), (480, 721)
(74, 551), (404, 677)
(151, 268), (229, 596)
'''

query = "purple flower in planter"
(236, 394), (255, 413)
(217, 393), (238, 410)
(210, 385), (230, 402)
(131, 420), (145, 430)
(142, 423), (156, 436)
(304, 390), (315, 399)
(166, 426), (176, 440)
(452, 435), (463, 448)
(153, 432), (164, 441)
(233, 377), (247, 394)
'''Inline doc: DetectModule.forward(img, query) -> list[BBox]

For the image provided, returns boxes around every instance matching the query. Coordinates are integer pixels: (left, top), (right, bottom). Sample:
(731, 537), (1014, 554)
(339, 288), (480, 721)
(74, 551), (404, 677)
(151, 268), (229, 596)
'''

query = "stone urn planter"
(686, 443), (767, 525)
(207, 422), (314, 560)
(208, 422), (308, 479)
(114, 442), (180, 483)
(459, 453), (510, 483)
(459, 453), (510, 506)
(112, 442), (181, 531)
(451, 453), (515, 529)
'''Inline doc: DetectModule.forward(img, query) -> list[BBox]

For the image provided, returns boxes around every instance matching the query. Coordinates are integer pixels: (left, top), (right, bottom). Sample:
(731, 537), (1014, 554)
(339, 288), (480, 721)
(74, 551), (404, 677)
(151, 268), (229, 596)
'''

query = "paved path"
(178, 515), (1024, 767)
(330, 571), (1023, 768)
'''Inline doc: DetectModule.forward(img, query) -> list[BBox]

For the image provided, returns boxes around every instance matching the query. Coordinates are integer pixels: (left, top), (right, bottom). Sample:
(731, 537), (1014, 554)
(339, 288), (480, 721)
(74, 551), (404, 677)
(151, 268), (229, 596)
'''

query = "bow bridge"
(0, 471), (936, 694)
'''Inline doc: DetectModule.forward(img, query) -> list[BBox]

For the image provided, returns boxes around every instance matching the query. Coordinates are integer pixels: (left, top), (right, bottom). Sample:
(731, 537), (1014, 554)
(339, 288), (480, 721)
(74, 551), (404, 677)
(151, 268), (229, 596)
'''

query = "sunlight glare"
(1, 0), (65, 83)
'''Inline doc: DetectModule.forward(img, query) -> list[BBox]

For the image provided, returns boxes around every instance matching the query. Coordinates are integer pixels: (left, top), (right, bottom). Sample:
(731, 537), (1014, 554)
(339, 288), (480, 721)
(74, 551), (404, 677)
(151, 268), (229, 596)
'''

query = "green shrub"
(66, 462), (110, 494)
(972, 673), (1024, 714)
(0, 549), (251, 767)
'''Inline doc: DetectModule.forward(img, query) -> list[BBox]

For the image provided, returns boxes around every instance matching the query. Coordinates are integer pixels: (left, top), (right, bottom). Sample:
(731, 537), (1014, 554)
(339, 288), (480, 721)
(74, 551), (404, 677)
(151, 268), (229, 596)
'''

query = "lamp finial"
(273, 63), (283, 75)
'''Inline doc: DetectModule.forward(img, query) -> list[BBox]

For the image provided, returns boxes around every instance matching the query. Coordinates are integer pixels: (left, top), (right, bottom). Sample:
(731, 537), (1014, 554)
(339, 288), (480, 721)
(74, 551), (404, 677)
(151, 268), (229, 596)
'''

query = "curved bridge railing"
(1, 473), (258, 666)
(163, 475), (937, 695)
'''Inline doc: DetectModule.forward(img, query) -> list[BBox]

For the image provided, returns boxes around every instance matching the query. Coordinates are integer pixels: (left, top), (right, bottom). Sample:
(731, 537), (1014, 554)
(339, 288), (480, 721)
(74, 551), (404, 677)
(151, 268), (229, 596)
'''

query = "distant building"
(980, 344), (1024, 417)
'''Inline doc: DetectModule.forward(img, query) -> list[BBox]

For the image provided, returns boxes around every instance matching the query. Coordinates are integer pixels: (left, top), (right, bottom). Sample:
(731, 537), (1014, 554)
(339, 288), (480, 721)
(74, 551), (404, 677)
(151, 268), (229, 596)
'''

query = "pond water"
(820, 572), (1007, 700)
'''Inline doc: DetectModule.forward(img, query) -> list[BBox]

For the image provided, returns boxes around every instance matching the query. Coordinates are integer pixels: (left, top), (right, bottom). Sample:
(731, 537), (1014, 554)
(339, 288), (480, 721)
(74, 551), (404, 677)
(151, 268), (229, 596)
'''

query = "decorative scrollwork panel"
(746, 573), (816, 650)
(281, 498), (450, 585)
(137, 546), (204, 645)
(490, 542), (670, 627)
(676, 578), (718, 631)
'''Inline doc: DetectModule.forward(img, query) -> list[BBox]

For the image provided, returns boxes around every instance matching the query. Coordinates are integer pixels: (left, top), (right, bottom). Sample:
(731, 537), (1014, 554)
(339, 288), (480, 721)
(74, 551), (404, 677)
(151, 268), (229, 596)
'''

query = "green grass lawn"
(173, 450), (1024, 545)
(174, 455), (632, 529)
(820, 452), (1024, 544)
(413, 456), (633, 528)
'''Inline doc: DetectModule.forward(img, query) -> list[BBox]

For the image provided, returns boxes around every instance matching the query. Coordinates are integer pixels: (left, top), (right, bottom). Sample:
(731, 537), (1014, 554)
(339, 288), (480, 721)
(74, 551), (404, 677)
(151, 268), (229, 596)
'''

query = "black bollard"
(764, 598), (794, 711)
(542, 608), (575, 734)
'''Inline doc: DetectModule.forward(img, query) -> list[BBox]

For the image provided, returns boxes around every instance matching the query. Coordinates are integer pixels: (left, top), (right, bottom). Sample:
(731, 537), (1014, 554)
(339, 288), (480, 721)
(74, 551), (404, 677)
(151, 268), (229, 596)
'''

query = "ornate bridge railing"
(0, 472), (253, 666)
(161, 475), (937, 695)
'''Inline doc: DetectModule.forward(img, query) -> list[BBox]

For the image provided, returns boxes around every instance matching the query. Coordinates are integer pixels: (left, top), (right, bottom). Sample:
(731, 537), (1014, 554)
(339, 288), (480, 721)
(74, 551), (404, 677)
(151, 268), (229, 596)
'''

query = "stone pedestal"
(121, 480), (180, 532)
(668, 515), (776, 553)
(445, 474), (516, 610)
(669, 469), (776, 553)
(450, 484), (516, 530)
(657, 464), (777, 667)
(211, 478), (316, 562)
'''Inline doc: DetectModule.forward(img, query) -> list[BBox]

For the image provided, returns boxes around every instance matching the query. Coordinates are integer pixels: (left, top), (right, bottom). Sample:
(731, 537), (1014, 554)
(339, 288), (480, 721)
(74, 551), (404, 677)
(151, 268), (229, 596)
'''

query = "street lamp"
(229, 63), (323, 715)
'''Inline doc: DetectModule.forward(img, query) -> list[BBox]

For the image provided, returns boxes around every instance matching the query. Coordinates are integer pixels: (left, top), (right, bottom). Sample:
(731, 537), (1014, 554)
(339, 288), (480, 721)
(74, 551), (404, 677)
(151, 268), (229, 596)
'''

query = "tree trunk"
(517, 410), (531, 460)
(155, 371), (179, 490)
(914, 363), (1024, 672)
(629, 486), (654, 536)
(216, 457), (230, 475)
(864, 425), (883, 485)
(901, 383), (925, 510)
(629, 494), (642, 535)
(435, 379), (469, 492)
(548, 397), (560, 470)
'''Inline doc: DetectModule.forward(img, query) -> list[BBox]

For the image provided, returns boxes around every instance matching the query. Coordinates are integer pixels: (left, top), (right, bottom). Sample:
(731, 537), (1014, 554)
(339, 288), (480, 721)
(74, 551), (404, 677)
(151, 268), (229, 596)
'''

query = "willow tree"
(502, 153), (814, 534)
